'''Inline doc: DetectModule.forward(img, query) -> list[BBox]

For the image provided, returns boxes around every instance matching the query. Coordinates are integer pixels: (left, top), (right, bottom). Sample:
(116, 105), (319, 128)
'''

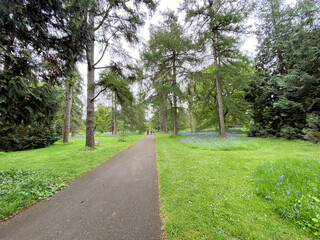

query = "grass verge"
(156, 133), (320, 239)
(0, 134), (144, 220)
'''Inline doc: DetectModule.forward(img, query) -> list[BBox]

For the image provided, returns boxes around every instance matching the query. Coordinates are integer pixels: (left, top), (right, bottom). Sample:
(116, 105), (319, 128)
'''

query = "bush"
(279, 125), (303, 140)
(253, 159), (320, 236)
(0, 123), (59, 152)
(303, 113), (320, 144)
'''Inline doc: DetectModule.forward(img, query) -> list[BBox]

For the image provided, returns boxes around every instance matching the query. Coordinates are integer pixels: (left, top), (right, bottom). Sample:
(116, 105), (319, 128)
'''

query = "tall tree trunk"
(214, 47), (227, 138)
(161, 107), (168, 133)
(85, 13), (95, 147)
(172, 59), (178, 135)
(114, 95), (117, 135)
(62, 83), (73, 143)
(188, 108), (193, 132)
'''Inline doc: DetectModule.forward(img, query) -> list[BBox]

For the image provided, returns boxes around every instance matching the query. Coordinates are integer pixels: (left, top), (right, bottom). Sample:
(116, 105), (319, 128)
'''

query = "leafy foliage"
(94, 103), (112, 133)
(0, 169), (67, 220)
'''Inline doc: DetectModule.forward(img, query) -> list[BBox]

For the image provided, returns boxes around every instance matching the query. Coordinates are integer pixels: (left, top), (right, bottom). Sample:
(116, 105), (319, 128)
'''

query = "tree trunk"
(62, 83), (73, 143)
(113, 95), (117, 135)
(85, 13), (95, 147)
(172, 59), (178, 135)
(214, 47), (227, 138)
(161, 107), (168, 133)
(188, 108), (193, 132)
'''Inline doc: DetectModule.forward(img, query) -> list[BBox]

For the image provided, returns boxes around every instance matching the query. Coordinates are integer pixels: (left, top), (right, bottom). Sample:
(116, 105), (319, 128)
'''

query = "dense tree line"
(1, 0), (319, 152)
(245, 0), (320, 142)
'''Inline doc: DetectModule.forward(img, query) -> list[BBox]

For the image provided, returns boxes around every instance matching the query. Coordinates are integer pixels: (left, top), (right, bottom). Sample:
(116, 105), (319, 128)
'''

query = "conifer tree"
(245, 0), (320, 140)
(181, 0), (252, 137)
(84, 0), (157, 147)
(141, 11), (196, 135)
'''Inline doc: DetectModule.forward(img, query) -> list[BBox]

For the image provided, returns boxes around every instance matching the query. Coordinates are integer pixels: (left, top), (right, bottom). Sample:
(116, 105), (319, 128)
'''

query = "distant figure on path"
(147, 129), (149, 135)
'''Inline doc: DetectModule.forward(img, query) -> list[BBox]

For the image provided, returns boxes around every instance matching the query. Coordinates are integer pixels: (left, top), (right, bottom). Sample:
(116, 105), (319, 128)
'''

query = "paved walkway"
(0, 135), (163, 240)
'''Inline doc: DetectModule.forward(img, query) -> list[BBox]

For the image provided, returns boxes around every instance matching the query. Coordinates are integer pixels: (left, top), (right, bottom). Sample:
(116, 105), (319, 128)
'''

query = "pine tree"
(141, 11), (196, 135)
(84, 0), (157, 147)
(181, 0), (252, 137)
(0, 0), (89, 151)
(245, 0), (320, 140)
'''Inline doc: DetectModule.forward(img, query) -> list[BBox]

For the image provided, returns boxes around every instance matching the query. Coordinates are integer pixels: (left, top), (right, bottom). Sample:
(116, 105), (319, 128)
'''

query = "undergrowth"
(0, 169), (67, 220)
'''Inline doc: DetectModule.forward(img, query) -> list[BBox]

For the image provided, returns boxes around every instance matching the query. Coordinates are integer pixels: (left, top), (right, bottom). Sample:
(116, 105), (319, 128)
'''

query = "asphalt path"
(0, 135), (163, 240)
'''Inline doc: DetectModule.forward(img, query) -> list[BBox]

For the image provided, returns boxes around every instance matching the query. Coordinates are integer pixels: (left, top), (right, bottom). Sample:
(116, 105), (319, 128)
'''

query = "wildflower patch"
(179, 131), (257, 151)
(253, 158), (320, 236)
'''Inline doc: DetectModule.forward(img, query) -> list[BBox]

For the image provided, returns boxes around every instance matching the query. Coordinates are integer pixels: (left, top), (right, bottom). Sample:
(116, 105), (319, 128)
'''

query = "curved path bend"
(0, 135), (163, 240)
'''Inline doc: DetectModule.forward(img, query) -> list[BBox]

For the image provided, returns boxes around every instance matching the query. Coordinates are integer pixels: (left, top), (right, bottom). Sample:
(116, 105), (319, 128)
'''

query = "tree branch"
(91, 87), (107, 102)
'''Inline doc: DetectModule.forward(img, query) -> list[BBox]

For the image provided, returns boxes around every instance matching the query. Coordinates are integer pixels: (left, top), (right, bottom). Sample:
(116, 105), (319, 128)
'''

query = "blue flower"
(279, 175), (284, 180)
(268, 195), (272, 199)
(296, 210), (300, 214)
(308, 163), (311, 167)
(307, 206), (311, 209)
(305, 175), (308, 178)
(294, 191), (298, 195)
(283, 210), (286, 213)
(276, 183), (280, 186)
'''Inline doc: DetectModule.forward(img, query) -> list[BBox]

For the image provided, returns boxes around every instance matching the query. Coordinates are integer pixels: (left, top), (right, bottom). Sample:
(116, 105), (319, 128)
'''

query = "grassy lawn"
(0, 134), (144, 220)
(156, 133), (320, 240)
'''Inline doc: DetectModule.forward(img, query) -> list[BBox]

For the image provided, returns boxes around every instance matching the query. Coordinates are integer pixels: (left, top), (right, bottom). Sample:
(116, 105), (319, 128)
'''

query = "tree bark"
(113, 94), (117, 135)
(85, 13), (95, 147)
(62, 83), (73, 143)
(172, 58), (178, 135)
(188, 109), (193, 132)
(214, 47), (227, 138)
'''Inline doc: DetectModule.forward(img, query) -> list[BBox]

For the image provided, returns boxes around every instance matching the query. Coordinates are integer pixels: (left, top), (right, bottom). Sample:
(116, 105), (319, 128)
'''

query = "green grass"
(0, 134), (144, 220)
(254, 159), (320, 235)
(156, 133), (320, 239)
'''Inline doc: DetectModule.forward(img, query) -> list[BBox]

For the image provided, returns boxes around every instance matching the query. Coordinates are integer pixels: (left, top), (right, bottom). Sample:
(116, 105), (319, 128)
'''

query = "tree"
(187, 61), (252, 131)
(84, 0), (157, 147)
(181, 0), (252, 138)
(97, 65), (134, 134)
(141, 11), (196, 135)
(94, 103), (111, 133)
(0, 0), (90, 151)
(245, 0), (320, 140)
(62, 67), (83, 142)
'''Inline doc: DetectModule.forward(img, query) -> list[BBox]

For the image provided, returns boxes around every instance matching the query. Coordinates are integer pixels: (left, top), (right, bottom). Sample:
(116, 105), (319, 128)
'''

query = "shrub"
(303, 113), (320, 144)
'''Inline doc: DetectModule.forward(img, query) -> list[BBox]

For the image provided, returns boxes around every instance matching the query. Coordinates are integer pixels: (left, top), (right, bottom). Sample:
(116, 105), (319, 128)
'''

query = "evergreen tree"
(181, 0), (252, 137)
(60, 67), (84, 142)
(141, 11), (196, 135)
(245, 0), (320, 140)
(84, 0), (157, 147)
(187, 61), (252, 131)
(0, 0), (89, 151)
